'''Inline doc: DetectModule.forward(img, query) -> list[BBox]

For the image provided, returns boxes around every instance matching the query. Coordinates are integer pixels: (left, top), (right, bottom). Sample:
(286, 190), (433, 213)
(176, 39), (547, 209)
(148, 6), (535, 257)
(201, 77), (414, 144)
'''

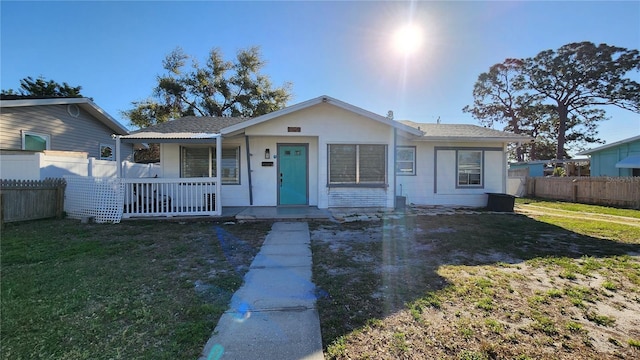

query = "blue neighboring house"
(577, 135), (640, 177)
(509, 160), (549, 177)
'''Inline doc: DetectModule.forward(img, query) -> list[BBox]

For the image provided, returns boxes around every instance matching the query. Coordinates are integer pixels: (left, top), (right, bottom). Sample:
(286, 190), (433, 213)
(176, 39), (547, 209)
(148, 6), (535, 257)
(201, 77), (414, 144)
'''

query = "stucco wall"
(246, 103), (396, 208)
(395, 139), (507, 207)
(158, 103), (512, 209)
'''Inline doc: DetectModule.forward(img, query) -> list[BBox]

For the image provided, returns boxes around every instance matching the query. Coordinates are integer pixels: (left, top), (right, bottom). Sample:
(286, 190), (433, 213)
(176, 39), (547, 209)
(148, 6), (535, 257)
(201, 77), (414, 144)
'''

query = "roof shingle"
(129, 116), (250, 135)
(400, 121), (532, 141)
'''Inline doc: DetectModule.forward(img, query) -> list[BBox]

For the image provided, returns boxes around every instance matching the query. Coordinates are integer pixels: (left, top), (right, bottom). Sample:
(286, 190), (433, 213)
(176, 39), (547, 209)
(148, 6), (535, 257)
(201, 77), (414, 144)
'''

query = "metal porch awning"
(615, 155), (640, 168)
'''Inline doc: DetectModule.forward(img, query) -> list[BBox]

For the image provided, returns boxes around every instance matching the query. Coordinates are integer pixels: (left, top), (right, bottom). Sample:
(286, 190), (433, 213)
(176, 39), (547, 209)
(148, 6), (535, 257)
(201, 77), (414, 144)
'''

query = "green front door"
(278, 144), (308, 205)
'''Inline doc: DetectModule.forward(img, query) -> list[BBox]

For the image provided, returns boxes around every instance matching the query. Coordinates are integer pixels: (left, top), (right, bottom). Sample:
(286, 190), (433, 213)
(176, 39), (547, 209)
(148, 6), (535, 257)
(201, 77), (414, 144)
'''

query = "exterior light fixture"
(265, 148), (270, 159)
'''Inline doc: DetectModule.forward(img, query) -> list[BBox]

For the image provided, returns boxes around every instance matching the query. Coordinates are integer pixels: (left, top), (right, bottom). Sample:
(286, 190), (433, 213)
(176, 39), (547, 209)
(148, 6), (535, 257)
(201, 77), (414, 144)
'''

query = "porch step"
(234, 206), (332, 220)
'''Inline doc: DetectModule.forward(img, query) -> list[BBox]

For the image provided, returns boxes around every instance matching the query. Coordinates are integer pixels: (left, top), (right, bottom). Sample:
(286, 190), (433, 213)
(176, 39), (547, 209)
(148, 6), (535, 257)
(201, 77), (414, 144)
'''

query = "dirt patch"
(311, 214), (640, 359)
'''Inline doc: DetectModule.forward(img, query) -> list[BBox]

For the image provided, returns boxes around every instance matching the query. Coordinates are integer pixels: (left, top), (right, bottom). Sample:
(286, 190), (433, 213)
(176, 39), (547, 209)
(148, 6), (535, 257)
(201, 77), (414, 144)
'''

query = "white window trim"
(21, 131), (51, 151)
(180, 145), (241, 185)
(456, 150), (484, 188)
(395, 146), (416, 176)
(328, 144), (388, 187)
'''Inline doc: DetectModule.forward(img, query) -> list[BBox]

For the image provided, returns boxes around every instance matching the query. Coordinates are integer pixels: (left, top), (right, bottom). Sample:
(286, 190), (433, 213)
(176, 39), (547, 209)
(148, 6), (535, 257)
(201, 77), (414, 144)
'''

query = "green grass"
(516, 198), (640, 219)
(585, 312), (616, 327)
(1, 219), (271, 359)
(536, 215), (640, 243)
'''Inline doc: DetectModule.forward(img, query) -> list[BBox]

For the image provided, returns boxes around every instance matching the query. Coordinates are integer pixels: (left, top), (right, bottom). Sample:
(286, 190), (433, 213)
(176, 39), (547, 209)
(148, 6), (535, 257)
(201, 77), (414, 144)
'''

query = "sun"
(393, 23), (423, 56)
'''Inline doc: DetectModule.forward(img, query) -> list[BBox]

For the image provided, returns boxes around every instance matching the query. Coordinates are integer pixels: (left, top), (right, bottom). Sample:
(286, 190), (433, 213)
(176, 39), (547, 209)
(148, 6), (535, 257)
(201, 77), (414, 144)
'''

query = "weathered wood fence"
(0, 178), (66, 227)
(526, 177), (640, 209)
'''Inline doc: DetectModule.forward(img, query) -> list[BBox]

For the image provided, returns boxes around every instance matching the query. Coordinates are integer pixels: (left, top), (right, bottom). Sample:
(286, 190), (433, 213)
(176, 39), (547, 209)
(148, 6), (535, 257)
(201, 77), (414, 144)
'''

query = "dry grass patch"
(311, 208), (640, 359)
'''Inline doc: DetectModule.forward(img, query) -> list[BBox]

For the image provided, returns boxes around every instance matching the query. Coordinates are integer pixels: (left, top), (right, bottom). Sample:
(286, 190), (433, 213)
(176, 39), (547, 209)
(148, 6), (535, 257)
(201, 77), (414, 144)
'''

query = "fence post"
(0, 193), (4, 230)
(530, 177), (536, 197)
(56, 180), (65, 219)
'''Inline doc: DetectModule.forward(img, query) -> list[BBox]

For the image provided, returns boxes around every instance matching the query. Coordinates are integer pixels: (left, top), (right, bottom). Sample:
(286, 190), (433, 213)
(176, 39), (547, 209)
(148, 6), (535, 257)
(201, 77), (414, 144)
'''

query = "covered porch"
(117, 132), (223, 218)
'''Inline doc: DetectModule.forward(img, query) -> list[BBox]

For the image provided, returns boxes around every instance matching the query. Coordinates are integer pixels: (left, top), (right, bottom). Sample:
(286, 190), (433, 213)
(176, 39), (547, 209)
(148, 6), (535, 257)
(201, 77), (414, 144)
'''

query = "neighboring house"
(118, 95), (531, 212)
(509, 160), (549, 177)
(0, 97), (133, 161)
(577, 135), (640, 177)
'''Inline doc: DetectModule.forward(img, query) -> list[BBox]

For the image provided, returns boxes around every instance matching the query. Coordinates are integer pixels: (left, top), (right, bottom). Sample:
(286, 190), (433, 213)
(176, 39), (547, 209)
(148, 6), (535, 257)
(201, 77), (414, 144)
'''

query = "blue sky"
(2, 1), (639, 153)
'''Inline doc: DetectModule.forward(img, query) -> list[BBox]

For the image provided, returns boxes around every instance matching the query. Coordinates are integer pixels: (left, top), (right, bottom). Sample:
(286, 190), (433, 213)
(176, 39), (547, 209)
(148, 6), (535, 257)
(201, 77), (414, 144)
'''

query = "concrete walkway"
(199, 222), (324, 360)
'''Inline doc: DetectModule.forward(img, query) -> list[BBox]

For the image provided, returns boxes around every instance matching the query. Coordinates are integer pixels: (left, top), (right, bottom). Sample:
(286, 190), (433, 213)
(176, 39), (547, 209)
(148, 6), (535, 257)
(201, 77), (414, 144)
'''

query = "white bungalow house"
(117, 95), (531, 218)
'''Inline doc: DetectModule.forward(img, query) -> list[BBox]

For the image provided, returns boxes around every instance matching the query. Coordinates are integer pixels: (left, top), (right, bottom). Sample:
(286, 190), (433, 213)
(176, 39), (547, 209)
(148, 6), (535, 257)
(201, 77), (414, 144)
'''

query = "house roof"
(119, 96), (531, 143)
(576, 135), (640, 155)
(123, 116), (248, 140)
(220, 95), (424, 136)
(400, 121), (534, 142)
(0, 97), (130, 134)
(122, 96), (424, 141)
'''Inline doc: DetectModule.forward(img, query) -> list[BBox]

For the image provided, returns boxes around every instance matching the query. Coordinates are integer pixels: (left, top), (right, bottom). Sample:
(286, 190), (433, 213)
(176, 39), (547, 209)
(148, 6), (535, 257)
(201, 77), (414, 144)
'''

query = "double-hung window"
(457, 150), (483, 187)
(328, 144), (387, 186)
(181, 146), (240, 184)
(22, 131), (50, 151)
(396, 146), (416, 175)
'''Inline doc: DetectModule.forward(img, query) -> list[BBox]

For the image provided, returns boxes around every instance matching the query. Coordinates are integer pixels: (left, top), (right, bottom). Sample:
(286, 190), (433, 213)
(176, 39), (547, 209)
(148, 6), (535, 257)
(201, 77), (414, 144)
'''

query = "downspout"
(245, 135), (253, 205)
(502, 142), (507, 193)
(393, 128), (397, 208)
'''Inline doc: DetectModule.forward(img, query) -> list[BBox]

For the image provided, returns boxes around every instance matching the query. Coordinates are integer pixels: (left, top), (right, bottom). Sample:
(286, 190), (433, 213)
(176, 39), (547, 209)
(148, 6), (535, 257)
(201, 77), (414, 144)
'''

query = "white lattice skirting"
(64, 176), (124, 223)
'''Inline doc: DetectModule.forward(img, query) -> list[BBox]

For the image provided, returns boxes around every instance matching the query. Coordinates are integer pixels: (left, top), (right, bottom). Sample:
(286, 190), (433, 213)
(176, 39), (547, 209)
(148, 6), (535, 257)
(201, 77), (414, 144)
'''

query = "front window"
(22, 131), (50, 151)
(457, 150), (483, 187)
(329, 144), (387, 185)
(181, 146), (240, 184)
(396, 146), (416, 175)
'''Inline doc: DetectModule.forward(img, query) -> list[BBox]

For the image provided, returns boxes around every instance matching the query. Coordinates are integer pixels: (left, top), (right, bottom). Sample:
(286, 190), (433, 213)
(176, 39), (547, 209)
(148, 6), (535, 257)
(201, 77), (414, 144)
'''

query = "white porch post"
(115, 135), (122, 178)
(215, 134), (222, 214)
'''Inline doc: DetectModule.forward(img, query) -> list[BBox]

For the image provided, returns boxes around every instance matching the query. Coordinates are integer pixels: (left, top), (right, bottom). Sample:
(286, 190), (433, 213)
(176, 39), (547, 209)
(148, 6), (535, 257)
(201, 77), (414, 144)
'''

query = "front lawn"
(1, 219), (271, 359)
(312, 205), (640, 359)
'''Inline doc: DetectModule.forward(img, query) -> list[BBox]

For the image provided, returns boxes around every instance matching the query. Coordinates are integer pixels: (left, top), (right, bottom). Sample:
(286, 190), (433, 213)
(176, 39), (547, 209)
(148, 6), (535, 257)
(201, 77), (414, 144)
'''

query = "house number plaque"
(287, 127), (301, 132)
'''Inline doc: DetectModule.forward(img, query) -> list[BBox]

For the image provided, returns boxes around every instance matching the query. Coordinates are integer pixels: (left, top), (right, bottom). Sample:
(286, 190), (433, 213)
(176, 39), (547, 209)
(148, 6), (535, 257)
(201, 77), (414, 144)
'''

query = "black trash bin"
(486, 193), (516, 212)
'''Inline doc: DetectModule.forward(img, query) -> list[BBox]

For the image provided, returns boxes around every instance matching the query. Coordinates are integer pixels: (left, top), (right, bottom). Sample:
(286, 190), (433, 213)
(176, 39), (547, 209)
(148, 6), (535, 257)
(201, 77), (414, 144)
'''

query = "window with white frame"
(328, 144), (387, 185)
(396, 146), (416, 175)
(22, 131), (50, 151)
(100, 144), (114, 160)
(180, 146), (240, 184)
(457, 150), (483, 187)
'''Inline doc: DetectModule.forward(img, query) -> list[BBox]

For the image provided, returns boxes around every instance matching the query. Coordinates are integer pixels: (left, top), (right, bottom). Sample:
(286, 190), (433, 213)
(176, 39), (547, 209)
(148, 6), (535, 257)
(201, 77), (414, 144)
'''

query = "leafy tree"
(124, 46), (292, 128)
(463, 59), (565, 161)
(524, 42), (639, 161)
(465, 42), (640, 161)
(463, 59), (543, 161)
(1, 76), (83, 97)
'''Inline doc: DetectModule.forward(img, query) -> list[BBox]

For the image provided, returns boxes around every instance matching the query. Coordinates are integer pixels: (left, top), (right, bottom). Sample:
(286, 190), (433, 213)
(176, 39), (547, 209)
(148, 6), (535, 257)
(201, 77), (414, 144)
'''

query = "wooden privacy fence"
(527, 177), (640, 209)
(0, 178), (66, 227)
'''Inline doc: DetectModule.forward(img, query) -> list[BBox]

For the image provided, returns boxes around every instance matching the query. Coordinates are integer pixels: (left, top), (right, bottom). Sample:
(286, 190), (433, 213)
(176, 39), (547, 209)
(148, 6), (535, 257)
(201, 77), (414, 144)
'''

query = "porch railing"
(122, 177), (220, 218)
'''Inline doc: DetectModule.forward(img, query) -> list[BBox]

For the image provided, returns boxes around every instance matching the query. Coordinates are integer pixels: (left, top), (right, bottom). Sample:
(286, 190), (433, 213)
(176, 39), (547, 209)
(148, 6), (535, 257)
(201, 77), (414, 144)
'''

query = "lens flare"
(393, 23), (423, 56)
